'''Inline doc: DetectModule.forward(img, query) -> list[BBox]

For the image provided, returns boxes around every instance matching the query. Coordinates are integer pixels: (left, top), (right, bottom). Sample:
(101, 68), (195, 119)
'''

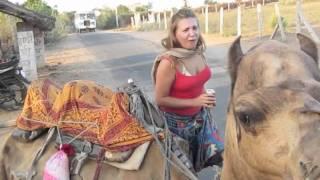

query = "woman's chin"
(184, 45), (197, 50)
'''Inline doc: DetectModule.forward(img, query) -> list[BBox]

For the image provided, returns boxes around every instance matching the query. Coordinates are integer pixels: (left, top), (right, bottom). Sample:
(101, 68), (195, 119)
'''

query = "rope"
(21, 117), (98, 144)
(57, 125), (63, 146)
(20, 117), (58, 126)
(93, 149), (106, 180)
(164, 125), (172, 180)
(66, 123), (97, 145)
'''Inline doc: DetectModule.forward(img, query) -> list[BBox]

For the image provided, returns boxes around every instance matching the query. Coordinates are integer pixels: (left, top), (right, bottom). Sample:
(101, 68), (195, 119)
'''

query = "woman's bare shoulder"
(156, 56), (176, 86)
(157, 57), (177, 78)
(160, 54), (176, 62)
(158, 56), (176, 70)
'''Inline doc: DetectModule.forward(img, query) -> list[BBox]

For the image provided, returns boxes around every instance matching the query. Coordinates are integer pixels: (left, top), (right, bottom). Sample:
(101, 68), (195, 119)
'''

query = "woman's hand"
(193, 93), (216, 107)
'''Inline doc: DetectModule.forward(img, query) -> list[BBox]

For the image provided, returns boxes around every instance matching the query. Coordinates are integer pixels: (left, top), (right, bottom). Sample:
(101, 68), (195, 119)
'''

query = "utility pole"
(296, 0), (301, 33)
(205, 4), (209, 34)
(183, 0), (188, 7)
(115, 6), (119, 28)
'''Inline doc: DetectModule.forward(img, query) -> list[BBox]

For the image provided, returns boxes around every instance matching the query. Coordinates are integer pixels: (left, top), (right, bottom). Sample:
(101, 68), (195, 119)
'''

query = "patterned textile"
(16, 79), (153, 151)
(164, 108), (224, 171)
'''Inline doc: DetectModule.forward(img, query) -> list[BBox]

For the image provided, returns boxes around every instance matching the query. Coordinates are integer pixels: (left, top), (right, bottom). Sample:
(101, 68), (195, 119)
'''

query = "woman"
(152, 8), (224, 172)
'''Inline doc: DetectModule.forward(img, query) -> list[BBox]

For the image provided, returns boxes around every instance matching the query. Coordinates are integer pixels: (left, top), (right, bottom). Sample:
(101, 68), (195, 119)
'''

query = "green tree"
(270, 15), (288, 30)
(135, 5), (149, 13)
(204, 0), (215, 5)
(58, 12), (75, 32)
(64, 11), (76, 24)
(117, 5), (132, 15)
(22, 0), (75, 43)
(96, 7), (116, 29)
(23, 0), (54, 16)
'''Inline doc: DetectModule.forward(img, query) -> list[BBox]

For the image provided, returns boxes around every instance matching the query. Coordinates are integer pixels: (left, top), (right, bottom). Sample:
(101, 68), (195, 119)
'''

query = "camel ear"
(297, 33), (318, 64)
(228, 36), (243, 91)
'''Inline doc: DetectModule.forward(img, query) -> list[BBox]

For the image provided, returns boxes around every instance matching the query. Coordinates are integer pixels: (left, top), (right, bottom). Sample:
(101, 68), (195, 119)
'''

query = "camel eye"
(234, 100), (266, 132)
(237, 111), (252, 126)
(235, 107), (265, 129)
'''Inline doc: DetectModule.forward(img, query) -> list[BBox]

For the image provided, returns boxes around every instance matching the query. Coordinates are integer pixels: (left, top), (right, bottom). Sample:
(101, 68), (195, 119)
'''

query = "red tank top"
(161, 58), (211, 116)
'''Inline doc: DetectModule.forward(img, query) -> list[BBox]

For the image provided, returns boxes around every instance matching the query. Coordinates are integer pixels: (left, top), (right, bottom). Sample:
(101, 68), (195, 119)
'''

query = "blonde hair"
(161, 8), (206, 50)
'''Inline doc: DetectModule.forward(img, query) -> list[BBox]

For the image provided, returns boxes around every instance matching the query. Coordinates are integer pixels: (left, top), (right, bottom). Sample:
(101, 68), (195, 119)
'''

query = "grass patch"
(197, 1), (320, 37)
(137, 22), (167, 31)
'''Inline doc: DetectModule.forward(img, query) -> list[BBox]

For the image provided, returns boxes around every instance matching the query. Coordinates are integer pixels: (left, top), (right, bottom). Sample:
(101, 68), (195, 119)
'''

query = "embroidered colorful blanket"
(16, 79), (153, 151)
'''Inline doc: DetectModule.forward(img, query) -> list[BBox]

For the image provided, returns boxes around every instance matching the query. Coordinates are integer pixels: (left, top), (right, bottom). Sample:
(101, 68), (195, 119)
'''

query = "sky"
(9, 0), (206, 12)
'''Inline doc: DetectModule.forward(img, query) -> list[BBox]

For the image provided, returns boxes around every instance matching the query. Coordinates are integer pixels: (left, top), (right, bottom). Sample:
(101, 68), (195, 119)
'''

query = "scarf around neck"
(151, 48), (204, 84)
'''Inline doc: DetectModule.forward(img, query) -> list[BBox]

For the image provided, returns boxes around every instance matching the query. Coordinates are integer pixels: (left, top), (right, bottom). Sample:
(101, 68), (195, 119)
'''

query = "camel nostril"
(300, 161), (308, 177)
(300, 161), (320, 179)
(300, 161), (310, 169)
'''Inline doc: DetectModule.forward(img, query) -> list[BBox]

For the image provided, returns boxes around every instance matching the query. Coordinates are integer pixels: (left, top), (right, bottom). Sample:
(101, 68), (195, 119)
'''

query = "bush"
(97, 8), (116, 29)
(0, 13), (20, 57)
(270, 15), (288, 30)
(138, 23), (161, 31)
(45, 14), (69, 44)
(23, 0), (56, 17)
(58, 12), (75, 33)
(22, 0), (69, 44)
(0, 13), (13, 41)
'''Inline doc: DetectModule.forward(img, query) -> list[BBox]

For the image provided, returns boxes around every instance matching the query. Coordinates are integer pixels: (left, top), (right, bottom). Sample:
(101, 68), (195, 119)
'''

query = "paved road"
(46, 30), (233, 134)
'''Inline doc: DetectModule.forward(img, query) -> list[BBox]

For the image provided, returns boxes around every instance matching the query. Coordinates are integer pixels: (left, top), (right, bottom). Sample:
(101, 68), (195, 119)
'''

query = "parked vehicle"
(0, 56), (29, 109)
(74, 11), (96, 33)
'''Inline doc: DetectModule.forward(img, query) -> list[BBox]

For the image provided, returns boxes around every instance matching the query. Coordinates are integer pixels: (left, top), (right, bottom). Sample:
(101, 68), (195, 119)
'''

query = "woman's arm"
(155, 58), (215, 108)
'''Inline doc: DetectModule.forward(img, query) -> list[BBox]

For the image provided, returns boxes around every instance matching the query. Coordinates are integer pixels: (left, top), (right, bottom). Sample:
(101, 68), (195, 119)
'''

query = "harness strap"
(71, 152), (88, 175)
(93, 149), (106, 180)
(164, 127), (172, 180)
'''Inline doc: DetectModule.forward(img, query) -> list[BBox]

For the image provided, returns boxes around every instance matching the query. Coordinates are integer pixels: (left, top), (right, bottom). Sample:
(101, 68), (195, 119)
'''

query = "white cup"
(206, 89), (215, 96)
(206, 88), (216, 107)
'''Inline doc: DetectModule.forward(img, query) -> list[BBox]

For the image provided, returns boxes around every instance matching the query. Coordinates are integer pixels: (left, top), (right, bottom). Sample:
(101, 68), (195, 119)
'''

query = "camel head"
(222, 34), (320, 180)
